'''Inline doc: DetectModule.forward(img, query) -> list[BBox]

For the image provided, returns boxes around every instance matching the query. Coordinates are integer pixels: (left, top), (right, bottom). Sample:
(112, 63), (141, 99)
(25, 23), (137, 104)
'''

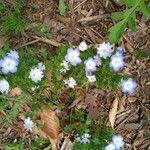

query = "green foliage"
(32, 24), (52, 39)
(133, 49), (150, 57)
(58, 0), (67, 16)
(46, 45), (67, 94)
(0, 93), (30, 126)
(4, 140), (23, 150)
(64, 109), (91, 134)
(3, 10), (26, 34)
(73, 123), (113, 150)
(95, 59), (123, 89)
(2, 0), (26, 34)
(0, 41), (11, 57)
(30, 137), (50, 150)
(109, 0), (150, 43)
(39, 48), (48, 60)
(4, 137), (49, 150)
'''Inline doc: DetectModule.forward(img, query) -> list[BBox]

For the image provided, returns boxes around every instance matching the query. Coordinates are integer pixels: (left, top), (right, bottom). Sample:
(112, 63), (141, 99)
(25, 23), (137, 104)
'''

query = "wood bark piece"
(78, 14), (109, 24)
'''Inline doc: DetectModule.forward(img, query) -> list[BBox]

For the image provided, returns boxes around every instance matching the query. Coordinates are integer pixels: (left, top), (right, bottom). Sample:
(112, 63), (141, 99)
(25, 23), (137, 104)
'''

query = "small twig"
(123, 35), (134, 47)
(32, 36), (61, 47)
(74, 0), (88, 10)
(105, 0), (109, 7)
(78, 14), (110, 23)
(15, 39), (39, 49)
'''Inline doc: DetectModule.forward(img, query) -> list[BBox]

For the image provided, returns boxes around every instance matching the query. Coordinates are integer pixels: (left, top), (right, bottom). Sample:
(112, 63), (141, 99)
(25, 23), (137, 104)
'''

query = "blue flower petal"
(2, 67), (9, 75)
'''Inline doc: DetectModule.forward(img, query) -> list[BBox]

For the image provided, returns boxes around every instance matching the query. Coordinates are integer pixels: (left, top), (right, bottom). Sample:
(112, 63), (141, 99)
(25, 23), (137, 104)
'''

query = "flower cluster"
(104, 135), (125, 150)
(0, 50), (19, 94)
(60, 41), (137, 94)
(29, 62), (45, 83)
(75, 133), (91, 144)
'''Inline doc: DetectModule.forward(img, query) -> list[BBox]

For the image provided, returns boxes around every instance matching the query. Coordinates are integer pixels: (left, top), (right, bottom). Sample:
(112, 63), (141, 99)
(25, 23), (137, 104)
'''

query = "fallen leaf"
(109, 98), (118, 128)
(38, 110), (60, 150)
(9, 87), (22, 97)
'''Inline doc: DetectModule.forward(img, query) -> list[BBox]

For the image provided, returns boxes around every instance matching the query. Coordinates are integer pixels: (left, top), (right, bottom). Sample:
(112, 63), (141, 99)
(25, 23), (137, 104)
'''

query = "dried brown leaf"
(109, 98), (118, 128)
(38, 110), (60, 150)
(9, 87), (22, 97)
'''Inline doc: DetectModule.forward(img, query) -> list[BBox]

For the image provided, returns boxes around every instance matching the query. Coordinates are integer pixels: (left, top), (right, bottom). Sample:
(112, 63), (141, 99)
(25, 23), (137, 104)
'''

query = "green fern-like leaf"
(121, 0), (137, 6)
(108, 21), (126, 44)
(111, 11), (124, 21)
(128, 15), (136, 31)
(3, 10), (26, 34)
(109, 0), (150, 43)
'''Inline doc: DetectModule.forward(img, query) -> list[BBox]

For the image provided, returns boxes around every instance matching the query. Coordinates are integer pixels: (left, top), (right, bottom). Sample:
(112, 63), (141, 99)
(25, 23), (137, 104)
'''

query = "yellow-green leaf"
(58, 0), (67, 16)
(108, 21), (126, 44)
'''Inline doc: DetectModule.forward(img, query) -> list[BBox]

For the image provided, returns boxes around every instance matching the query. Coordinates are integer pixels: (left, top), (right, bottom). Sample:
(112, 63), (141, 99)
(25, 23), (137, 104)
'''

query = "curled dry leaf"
(108, 98), (118, 128)
(9, 87), (22, 97)
(38, 110), (60, 150)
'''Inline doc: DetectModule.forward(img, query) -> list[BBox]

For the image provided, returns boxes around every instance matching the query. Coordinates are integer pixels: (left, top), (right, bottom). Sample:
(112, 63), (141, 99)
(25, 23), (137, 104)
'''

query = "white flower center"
(87, 61), (94, 68)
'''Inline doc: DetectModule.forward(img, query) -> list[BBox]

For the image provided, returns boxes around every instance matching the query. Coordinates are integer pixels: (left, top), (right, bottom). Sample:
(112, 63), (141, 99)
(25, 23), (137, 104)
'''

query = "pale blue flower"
(97, 42), (114, 59)
(24, 117), (33, 132)
(7, 50), (19, 60)
(79, 41), (88, 51)
(65, 48), (82, 66)
(112, 135), (125, 150)
(93, 55), (101, 66)
(0, 59), (3, 68)
(29, 66), (44, 83)
(115, 47), (124, 56)
(104, 143), (116, 150)
(75, 133), (91, 144)
(0, 79), (10, 94)
(84, 57), (97, 72)
(64, 77), (77, 88)
(121, 78), (137, 95)
(110, 55), (125, 72)
(0, 56), (19, 74)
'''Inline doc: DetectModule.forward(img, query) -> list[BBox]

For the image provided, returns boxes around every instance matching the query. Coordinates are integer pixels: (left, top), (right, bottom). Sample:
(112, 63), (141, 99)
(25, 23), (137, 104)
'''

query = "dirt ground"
(0, 0), (150, 150)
